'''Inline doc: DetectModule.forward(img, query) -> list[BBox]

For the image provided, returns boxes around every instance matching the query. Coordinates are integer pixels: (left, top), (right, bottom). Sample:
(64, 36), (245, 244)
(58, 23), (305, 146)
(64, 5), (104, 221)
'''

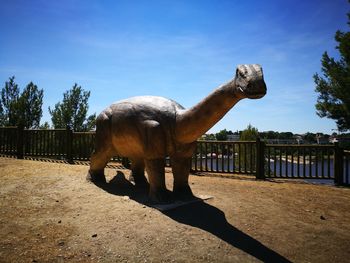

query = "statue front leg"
(171, 157), (194, 200)
(145, 158), (172, 204)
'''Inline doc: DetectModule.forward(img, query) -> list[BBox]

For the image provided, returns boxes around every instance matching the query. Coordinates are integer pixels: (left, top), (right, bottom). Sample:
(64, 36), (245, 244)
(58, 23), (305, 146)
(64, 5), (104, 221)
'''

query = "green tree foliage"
(17, 82), (44, 128)
(240, 124), (259, 141)
(215, 129), (233, 141)
(0, 76), (20, 126)
(238, 124), (259, 172)
(40, 122), (50, 129)
(314, 9), (350, 131)
(49, 83), (96, 131)
(0, 77), (44, 128)
(259, 130), (279, 139)
(303, 132), (317, 143)
(215, 129), (228, 141)
(278, 132), (294, 140)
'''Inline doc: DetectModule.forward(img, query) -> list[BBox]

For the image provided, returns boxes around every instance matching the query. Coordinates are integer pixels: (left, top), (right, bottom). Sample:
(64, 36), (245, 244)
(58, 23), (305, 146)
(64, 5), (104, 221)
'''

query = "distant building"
(329, 136), (350, 144)
(266, 139), (299, 144)
(227, 134), (240, 141)
(316, 135), (329, 145)
(294, 135), (304, 144)
(329, 136), (338, 144)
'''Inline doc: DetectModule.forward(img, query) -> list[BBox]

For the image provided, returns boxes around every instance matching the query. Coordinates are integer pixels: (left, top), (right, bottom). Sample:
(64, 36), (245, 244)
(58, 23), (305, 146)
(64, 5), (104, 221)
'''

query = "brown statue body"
(88, 64), (267, 203)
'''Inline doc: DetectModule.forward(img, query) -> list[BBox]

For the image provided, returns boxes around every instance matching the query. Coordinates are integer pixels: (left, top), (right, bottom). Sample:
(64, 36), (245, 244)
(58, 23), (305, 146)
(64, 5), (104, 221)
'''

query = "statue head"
(234, 64), (267, 99)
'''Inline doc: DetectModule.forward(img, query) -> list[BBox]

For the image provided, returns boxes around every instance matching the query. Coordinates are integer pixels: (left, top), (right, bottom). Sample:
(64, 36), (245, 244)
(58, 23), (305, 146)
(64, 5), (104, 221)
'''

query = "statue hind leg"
(88, 148), (113, 184)
(129, 159), (149, 188)
(87, 118), (113, 184)
(145, 158), (172, 203)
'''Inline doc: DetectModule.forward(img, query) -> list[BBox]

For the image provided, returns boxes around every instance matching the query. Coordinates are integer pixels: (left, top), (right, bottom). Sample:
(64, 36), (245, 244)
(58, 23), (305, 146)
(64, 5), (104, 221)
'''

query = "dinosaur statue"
(87, 64), (267, 203)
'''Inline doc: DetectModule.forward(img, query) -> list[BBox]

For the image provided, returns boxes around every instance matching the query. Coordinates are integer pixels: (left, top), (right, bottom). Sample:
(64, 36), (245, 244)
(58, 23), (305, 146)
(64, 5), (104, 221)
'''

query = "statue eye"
(239, 71), (245, 78)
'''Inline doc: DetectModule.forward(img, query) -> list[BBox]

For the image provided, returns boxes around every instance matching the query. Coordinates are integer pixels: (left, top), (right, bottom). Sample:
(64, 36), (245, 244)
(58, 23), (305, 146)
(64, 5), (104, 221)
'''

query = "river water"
(192, 157), (350, 184)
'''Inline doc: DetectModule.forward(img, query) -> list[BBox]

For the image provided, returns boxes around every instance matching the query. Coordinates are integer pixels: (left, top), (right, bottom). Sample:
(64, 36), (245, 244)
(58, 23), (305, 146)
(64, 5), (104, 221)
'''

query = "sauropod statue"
(87, 64), (267, 203)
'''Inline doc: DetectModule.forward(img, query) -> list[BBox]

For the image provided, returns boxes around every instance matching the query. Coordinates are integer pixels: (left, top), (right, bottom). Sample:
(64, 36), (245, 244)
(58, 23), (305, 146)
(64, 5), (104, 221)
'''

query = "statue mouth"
(237, 81), (267, 99)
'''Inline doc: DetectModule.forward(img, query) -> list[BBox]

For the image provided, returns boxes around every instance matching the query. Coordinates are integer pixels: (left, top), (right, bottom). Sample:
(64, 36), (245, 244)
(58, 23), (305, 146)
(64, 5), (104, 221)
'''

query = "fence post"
(66, 126), (73, 164)
(16, 125), (24, 159)
(334, 142), (344, 185)
(256, 137), (265, 180)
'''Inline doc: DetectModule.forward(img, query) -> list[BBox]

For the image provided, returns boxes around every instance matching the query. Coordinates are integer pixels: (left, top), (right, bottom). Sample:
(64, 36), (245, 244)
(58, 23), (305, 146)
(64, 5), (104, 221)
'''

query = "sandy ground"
(0, 157), (350, 263)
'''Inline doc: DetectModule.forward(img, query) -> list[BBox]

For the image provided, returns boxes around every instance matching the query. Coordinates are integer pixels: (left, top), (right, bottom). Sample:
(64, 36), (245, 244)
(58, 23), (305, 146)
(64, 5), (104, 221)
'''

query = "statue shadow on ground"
(94, 171), (291, 263)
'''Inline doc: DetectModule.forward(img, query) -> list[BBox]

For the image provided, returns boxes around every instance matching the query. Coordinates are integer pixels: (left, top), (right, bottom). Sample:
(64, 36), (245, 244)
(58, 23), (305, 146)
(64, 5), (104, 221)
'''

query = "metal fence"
(0, 126), (17, 155)
(0, 126), (349, 185)
(192, 141), (256, 174)
(24, 129), (68, 158)
(265, 144), (335, 179)
(344, 150), (350, 185)
(72, 131), (95, 160)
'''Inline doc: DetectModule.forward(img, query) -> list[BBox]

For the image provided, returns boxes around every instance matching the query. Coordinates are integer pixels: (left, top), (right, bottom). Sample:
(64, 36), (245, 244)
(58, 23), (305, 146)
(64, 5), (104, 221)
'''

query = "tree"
(0, 77), (43, 128)
(215, 129), (233, 141)
(238, 124), (259, 172)
(17, 82), (44, 128)
(49, 83), (96, 131)
(260, 130), (279, 140)
(0, 76), (20, 126)
(240, 124), (259, 141)
(303, 132), (317, 143)
(314, 9), (350, 132)
(215, 129), (228, 141)
(40, 122), (50, 129)
(278, 132), (294, 140)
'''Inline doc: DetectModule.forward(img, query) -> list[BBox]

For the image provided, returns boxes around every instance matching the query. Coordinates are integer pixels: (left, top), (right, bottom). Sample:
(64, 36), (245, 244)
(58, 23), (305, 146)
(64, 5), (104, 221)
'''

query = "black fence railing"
(343, 150), (350, 185)
(72, 131), (95, 161)
(265, 144), (335, 179)
(0, 126), (17, 155)
(0, 126), (349, 185)
(192, 141), (257, 174)
(24, 129), (68, 158)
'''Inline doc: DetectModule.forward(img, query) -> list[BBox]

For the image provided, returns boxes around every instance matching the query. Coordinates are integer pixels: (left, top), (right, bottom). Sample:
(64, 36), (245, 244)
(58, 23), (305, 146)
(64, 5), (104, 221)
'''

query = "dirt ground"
(0, 157), (350, 263)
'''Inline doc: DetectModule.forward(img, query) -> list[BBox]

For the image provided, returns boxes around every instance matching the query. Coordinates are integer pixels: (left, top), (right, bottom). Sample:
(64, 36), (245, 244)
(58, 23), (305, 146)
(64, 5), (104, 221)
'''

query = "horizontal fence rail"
(0, 127), (349, 185)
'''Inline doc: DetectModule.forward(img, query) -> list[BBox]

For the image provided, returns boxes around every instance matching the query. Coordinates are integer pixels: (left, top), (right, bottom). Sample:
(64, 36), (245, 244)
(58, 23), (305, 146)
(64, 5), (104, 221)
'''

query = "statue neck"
(175, 80), (241, 144)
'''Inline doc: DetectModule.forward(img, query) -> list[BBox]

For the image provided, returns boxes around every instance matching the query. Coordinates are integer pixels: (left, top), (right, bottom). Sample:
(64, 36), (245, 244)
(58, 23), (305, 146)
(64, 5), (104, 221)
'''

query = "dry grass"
(0, 157), (350, 262)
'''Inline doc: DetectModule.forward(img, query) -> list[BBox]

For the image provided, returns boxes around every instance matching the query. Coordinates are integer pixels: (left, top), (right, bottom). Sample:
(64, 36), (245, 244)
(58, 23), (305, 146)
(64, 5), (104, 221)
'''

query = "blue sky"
(0, 0), (348, 134)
